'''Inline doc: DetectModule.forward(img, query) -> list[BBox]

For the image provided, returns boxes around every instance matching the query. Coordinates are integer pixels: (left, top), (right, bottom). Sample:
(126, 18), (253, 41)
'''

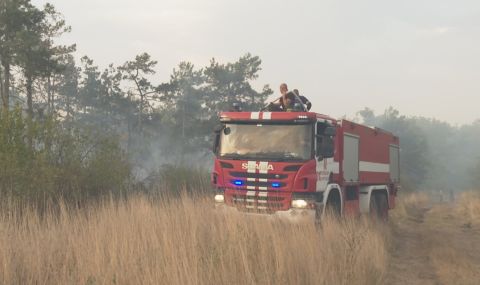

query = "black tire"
(370, 193), (378, 219)
(370, 192), (388, 222)
(324, 195), (341, 220)
(315, 191), (341, 227)
(377, 193), (389, 222)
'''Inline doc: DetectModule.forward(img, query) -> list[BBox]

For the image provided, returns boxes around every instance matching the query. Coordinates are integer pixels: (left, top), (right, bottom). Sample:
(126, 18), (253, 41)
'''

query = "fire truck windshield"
(219, 123), (313, 161)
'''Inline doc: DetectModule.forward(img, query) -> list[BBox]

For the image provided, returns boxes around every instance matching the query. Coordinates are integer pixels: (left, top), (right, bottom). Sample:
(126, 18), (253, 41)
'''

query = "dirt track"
(386, 202), (480, 285)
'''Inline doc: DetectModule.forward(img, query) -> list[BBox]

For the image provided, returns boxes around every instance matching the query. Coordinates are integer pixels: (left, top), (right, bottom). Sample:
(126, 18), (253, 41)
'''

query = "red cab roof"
(219, 111), (337, 123)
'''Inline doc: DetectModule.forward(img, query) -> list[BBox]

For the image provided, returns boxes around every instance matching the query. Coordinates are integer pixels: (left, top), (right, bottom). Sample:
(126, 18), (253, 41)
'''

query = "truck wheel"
(315, 205), (322, 226)
(316, 190), (341, 227)
(324, 200), (341, 220)
(377, 193), (389, 222)
(315, 202), (340, 228)
(370, 193), (388, 222)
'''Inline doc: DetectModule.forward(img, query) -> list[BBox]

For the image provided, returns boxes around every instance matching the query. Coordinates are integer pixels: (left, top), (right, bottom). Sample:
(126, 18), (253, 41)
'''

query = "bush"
(0, 107), (131, 206)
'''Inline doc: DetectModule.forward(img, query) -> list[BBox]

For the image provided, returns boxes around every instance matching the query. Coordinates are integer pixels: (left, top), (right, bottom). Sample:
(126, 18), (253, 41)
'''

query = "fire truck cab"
(211, 111), (400, 222)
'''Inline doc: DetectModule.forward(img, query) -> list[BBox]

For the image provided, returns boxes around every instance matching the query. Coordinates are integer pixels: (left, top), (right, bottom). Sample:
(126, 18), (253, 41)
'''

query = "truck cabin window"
(316, 123), (335, 159)
(219, 123), (313, 161)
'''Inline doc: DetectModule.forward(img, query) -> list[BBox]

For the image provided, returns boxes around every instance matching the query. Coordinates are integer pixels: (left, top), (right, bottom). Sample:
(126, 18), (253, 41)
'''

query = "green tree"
(98, 64), (127, 128)
(56, 54), (80, 120)
(120, 53), (160, 134)
(16, 10), (49, 118)
(0, 0), (35, 109)
(78, 56), (102, 117)
(203, 53), (272, 117)
(159, 62), (206, 157)
(40, 4), (75, 114)
(3, 1), (74, 117)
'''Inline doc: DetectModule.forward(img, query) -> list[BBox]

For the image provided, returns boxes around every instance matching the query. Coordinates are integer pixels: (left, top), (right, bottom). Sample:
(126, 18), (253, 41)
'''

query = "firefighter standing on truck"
(283, 92), (297, 112)
(265, 83), (312, 112)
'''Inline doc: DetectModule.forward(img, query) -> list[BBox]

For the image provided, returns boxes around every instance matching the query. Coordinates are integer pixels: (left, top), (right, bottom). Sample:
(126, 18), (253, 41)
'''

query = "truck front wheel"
(323, 191), (342, 220)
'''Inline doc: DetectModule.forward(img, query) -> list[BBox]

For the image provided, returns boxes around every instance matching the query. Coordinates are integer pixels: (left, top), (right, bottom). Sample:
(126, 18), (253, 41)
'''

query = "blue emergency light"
(271, 182), (281, 188)
(233, 180), (244, 186)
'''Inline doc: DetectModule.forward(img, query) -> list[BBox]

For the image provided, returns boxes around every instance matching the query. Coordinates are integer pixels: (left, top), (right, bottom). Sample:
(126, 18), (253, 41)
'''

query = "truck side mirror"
(212, 125), (224, 154)
(212, 134), (221, 154)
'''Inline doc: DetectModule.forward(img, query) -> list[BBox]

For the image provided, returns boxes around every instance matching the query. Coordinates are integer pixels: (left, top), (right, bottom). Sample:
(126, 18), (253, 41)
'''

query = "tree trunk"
(51, 78), (55, 113)
(47, 75), (52, 113)
(138, 93), (143, 133)
(2, 62), (10, 110)
(127, 107), (133, 155)
(126, 92), (133, 155)
(26, 75), (34, 118)
(0, 63), (4, 107)
(66, 93), (71, 119)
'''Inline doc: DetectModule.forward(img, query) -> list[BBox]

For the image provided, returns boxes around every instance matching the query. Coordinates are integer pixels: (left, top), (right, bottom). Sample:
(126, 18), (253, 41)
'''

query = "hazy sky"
(32, 0), (480, 124)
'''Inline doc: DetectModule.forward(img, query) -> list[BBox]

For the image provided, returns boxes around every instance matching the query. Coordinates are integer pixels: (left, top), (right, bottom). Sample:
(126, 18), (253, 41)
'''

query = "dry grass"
(455, 191), (480, 225)
(389, 191), (430, 221)
(0, 195), (388, 285)
(388, 191), (480, 285)
(427, 192), (480, 285)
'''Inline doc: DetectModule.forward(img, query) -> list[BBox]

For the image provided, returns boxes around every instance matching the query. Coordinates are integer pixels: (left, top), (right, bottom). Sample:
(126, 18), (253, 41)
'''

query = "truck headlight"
(214, 194), (225, 203)
(291, 199), (308, 209)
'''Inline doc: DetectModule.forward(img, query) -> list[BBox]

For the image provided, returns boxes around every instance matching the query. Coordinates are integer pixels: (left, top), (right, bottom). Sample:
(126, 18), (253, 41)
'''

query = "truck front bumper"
(215, 203), (322, 224)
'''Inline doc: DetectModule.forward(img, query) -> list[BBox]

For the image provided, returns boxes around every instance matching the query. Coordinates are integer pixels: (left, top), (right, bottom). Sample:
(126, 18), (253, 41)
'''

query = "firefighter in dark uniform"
(293, 89), (312, 111)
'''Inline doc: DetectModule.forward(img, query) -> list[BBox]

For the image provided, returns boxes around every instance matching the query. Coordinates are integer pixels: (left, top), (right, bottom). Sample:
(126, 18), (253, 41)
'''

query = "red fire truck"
(211, 111), (400, 222)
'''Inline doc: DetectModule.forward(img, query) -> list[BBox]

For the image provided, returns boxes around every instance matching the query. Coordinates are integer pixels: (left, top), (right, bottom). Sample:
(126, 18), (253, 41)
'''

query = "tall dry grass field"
(0, 195), (388, 285)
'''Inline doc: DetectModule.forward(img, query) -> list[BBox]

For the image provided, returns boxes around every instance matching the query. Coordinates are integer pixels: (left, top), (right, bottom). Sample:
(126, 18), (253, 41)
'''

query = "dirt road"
(386, 201), (480, 285)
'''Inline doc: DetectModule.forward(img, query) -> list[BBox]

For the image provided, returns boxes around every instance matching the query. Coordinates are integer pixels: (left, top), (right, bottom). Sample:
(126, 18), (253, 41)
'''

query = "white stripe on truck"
(258, 161), (269, 174)
(359, 161), (390, 173)
(247, 161), (256, 174)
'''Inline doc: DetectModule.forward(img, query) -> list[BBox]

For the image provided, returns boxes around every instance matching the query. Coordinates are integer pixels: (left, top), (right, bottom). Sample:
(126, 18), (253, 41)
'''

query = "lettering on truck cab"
(241, 162), (274, 171)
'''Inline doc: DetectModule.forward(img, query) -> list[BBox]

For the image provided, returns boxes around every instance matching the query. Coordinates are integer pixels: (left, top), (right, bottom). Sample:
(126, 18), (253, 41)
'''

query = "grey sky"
(32, 0), (480, 124)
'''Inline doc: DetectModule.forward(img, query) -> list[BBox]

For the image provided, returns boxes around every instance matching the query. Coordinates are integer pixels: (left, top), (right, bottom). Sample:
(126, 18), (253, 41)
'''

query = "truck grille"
(240, 181), (286, 188)
(229, 172), (288, 180)
(230, 191), (287, 212)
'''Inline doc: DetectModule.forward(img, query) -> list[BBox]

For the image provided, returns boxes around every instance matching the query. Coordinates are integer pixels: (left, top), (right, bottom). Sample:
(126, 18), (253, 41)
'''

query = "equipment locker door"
(389, 145), (400, 182)
(343, 134), (359, 182)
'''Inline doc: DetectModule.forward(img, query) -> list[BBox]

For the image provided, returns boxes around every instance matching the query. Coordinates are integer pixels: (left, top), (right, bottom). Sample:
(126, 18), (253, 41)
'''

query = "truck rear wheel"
(370, 192), (388, 222)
